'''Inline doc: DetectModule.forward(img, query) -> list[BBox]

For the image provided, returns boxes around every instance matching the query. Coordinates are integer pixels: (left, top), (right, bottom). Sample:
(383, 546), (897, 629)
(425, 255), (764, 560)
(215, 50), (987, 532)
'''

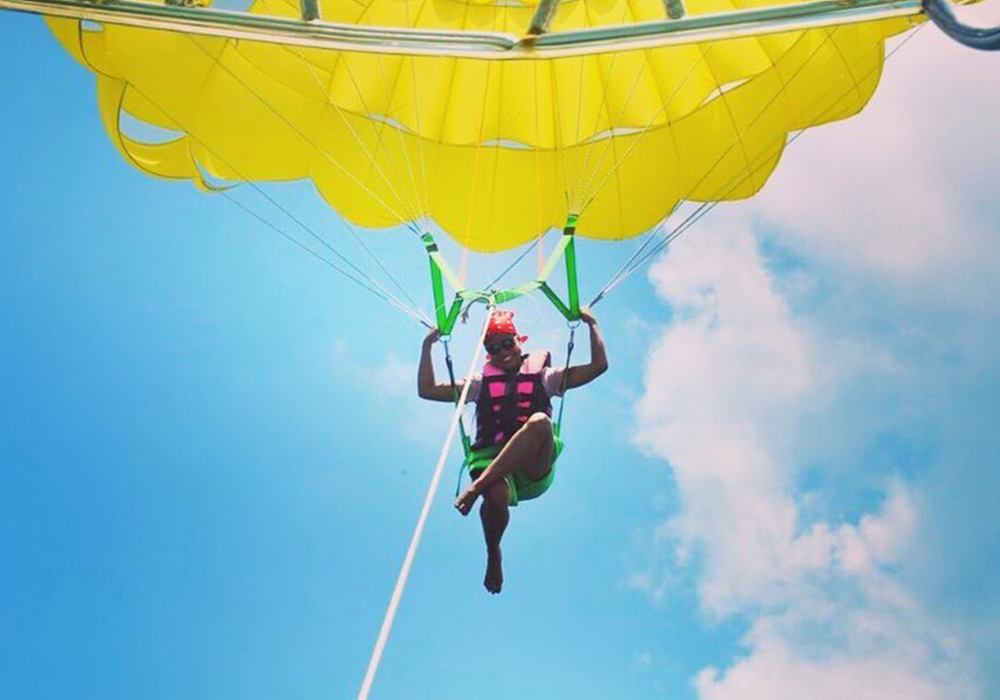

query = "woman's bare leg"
(456, 413), (554, 516)
(480, 481), (510, 594)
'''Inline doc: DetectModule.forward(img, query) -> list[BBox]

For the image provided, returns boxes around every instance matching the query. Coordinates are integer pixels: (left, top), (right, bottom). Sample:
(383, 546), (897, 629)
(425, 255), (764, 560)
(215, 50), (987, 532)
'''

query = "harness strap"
(556, 323), (577, 433)
(443, 338), (473, 461)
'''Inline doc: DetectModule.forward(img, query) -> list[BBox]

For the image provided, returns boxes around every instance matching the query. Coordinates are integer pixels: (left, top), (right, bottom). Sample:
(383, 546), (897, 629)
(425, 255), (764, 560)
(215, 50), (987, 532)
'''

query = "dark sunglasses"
(485, 337), (517, 354)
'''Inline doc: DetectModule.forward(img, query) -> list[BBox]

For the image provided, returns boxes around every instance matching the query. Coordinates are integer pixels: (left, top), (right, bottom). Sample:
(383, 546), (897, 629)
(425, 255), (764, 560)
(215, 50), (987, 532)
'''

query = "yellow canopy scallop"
(46, 0), (914, 251)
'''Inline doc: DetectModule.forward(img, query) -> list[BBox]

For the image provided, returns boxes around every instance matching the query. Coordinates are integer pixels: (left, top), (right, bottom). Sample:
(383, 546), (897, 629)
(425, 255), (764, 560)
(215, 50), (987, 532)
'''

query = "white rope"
(355, 305), (494, 700)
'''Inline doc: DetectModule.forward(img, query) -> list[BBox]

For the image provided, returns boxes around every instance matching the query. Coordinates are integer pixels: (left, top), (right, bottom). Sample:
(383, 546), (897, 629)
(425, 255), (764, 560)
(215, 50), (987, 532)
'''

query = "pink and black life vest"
(472, 351), (553, 451)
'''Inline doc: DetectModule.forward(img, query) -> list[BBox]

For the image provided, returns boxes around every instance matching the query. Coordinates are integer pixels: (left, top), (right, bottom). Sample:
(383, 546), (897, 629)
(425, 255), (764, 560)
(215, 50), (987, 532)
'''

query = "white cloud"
(635, 224), (813, 613)
(631, 220), (981, 698)
(749, 18), (1000, 300)
(696, 625), (975, 700)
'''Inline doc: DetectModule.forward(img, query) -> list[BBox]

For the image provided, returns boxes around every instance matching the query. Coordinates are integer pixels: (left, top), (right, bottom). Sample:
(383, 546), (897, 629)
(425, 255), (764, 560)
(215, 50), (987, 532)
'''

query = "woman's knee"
(525, 412), (552, 435)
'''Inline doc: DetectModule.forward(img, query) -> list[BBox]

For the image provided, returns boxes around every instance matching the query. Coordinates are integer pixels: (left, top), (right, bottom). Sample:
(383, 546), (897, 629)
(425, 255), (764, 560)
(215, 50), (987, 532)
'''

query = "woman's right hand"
(423, 328), (442, 347)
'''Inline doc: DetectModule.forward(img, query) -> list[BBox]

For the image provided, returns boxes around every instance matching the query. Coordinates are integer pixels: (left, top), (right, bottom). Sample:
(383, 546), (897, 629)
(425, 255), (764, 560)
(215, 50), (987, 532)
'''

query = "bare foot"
(484, 546), (503, 594)
(455, 485), (479, 516)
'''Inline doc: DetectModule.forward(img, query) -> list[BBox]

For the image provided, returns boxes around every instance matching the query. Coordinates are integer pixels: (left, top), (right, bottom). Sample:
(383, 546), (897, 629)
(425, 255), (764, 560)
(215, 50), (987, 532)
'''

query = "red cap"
(485, 309), (527, 344)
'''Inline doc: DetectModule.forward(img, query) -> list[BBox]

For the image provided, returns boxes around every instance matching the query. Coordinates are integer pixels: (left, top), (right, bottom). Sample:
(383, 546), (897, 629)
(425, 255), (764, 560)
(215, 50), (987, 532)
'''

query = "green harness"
(466, 431), (565, 506)
(427, 216), (582, 505)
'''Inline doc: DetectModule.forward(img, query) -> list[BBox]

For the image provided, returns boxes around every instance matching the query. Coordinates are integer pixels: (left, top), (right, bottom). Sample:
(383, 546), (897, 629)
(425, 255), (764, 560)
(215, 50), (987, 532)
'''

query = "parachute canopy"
(45, 0), (915, 251)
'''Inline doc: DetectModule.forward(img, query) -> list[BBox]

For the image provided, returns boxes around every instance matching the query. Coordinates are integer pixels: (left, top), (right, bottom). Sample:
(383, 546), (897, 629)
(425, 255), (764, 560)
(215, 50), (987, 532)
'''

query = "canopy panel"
(45, 0), (914, 251)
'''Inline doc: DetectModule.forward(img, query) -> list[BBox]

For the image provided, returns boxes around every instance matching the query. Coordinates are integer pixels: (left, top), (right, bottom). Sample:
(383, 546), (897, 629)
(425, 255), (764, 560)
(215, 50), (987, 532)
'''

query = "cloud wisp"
(632, 225), (979, 700)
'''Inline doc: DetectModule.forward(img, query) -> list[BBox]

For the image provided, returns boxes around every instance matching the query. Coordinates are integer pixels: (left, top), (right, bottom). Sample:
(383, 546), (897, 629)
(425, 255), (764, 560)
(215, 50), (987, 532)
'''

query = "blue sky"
(2, 7), (1000, 700)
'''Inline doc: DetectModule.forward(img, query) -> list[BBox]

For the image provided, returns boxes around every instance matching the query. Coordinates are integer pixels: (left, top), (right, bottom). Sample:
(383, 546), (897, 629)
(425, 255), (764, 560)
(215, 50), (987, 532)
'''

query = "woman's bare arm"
(563, 307), (609, 391)
(417, 329), (465, 402)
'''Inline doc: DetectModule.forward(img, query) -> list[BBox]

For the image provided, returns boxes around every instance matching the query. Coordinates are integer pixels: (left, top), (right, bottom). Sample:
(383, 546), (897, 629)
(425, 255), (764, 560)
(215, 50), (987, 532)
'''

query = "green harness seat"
(467, 430), (564, 506)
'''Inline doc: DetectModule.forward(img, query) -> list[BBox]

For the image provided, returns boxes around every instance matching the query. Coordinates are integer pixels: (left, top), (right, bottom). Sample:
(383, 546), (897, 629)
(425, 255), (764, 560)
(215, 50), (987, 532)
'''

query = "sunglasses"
(485, 337), (517, 355)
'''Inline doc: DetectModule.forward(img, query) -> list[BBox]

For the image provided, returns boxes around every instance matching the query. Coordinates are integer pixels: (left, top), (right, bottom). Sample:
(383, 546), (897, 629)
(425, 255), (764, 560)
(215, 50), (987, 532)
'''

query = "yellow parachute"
(44, 0), (915, 252)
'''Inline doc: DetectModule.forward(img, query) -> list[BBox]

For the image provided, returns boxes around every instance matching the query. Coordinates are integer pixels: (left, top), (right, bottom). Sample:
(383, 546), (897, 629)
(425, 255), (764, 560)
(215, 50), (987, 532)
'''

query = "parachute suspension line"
(548, 56), (574, 212)
(565, 0), (632, 219)
(570, 49), (637, 215)
(576, 41), (718, 214)
(376, 4), (428, 216)
(486, 0), (508, 251)
(598, 32), (850, 295)
(298, 40), (423, 221)
(533, 60), (546, 275)
(461, 143), (487, 260)
(459, 31), (500, 252)
(119, 80), (430, 327)
(373, 51), (426, 217)
(563, 0), (636, 213)
(220, 191), (427, 325)
(591, 201), (711, 306)
(258, 40), (428, 318)
(923, 0), (1000, 50)
(488, 237), (542, 291)
(587, 46), (754, 298)
(572, 1), (654, 214)
(579, 49), (726, 214)
(402, 0), (432, 219)
(488, 49), (506, 253)
(246, 2), (426, 223)
(566, 49), (590, 211)
(572, 59), (644, 219)
(537, 229), (546, 276)
(555, 321), (578, 434)
(592, 24), (929, 307)
(273, 43), (423, 223)
(592, 34), (846, 303)
(585, 26), (839, 287)
(184, 27), (432, 322)
(586, 22), (842, 219)
(583, 41), (775, 221)
(354, 307), (493, 700)
(609, 25), (918, 286)
(590, 199), (685, 303)
(184, 37), (416, 226)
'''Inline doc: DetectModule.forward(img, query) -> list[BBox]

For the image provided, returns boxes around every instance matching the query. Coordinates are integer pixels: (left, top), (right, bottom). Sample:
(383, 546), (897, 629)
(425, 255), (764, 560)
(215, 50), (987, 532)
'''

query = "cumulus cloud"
(627, 14), (1000, 697)
(749, 17), (1000, 297)
(696, 626), (974, 700)
(635, 225), (812, 613)
(631, 222), (980, 698)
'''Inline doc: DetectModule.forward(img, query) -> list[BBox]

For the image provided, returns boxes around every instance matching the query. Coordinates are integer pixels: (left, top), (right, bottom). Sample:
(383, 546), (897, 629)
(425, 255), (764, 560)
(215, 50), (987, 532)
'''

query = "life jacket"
(472, 351), (553, 451)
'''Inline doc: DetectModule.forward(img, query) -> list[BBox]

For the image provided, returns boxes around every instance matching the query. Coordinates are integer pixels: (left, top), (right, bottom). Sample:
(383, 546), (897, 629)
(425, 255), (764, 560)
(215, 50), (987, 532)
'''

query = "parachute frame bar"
(2, 0), (927, 59)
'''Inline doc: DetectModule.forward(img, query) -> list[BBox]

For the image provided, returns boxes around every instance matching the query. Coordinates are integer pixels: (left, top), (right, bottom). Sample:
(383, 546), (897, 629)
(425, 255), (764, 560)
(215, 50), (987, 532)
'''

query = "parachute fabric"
(45, 0), (916, 251)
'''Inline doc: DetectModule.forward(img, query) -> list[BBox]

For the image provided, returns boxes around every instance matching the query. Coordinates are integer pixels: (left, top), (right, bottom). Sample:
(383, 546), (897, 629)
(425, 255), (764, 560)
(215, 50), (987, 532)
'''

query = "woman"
(417, 307), (608, 593)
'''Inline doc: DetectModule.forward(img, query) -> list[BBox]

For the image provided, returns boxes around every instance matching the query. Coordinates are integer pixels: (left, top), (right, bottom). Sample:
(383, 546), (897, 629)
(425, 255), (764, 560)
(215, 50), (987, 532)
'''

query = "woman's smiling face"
(485, 333), (523, 372)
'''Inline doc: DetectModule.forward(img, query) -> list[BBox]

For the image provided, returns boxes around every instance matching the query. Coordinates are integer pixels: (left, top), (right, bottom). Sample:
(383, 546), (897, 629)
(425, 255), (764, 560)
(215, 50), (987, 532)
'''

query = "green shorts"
(467, 434), (565, 506)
